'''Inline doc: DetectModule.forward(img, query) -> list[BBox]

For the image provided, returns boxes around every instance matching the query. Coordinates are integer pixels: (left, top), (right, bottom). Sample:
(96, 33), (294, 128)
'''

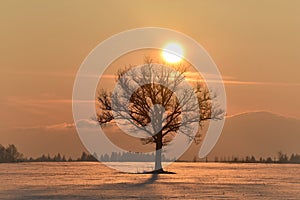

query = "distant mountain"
(1, 111), (300, 160)
(181, 111), (300, 161)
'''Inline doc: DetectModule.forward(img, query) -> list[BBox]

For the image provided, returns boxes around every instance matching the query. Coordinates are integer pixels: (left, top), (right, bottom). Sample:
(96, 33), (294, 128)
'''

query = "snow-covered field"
(0, 162), (299, 199)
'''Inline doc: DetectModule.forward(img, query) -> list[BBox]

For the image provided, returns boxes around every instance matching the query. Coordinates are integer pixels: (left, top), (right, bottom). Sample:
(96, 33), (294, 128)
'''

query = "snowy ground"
(0, 162), (299, 199)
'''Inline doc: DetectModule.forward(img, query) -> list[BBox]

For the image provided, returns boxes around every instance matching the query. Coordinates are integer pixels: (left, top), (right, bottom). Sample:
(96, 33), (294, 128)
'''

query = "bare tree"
(97, 59), (222, 173)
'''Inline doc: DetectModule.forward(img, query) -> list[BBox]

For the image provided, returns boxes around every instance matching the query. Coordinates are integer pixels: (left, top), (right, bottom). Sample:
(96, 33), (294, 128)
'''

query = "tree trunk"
(154, 131), (163, 172)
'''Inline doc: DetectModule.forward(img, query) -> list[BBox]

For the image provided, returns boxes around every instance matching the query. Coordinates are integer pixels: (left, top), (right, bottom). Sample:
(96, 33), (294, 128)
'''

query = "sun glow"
(162, 42), (184, 63)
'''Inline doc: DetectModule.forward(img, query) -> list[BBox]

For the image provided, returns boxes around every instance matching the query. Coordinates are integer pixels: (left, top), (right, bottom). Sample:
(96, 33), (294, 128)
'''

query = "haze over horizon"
(1, 111), (299, 160)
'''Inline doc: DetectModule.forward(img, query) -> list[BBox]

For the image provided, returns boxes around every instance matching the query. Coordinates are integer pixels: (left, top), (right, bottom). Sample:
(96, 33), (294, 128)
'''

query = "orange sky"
(0, 1), (300, 144)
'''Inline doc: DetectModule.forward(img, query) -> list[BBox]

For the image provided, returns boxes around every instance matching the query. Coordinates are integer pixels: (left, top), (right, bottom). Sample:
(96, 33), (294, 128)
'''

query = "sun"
(162, 42), (184, 63)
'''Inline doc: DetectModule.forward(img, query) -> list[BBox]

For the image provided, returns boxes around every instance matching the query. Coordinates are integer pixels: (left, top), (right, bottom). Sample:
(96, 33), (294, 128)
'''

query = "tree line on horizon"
(1, 144), (300, 164)
(0, 144), (172, 163)
(98, 151), (173, 162)
(209, 151), (300, 164)
(0, 144), (96, 163)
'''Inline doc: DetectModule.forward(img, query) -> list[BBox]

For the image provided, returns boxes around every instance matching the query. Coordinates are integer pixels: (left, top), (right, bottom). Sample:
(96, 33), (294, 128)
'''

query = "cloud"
(45, 122), (74, 130)
(14, 119), (103, 132)
(16, 122), (75, 131)
(74, 119), (122, 132)
(174, 71), (300, 87)
(79, 74), (115, 79)
(2, 96), (95, 107)
(185, 71), (235, 80)
(75, 119), (99, 128)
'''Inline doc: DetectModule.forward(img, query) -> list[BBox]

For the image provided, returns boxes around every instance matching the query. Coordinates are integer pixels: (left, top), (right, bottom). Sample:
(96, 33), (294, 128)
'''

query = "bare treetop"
(97, 59), (224, 172)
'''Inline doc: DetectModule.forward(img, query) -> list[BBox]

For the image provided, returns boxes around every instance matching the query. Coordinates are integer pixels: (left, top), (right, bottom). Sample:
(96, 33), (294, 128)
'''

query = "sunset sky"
(0, 1), (299, 157)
